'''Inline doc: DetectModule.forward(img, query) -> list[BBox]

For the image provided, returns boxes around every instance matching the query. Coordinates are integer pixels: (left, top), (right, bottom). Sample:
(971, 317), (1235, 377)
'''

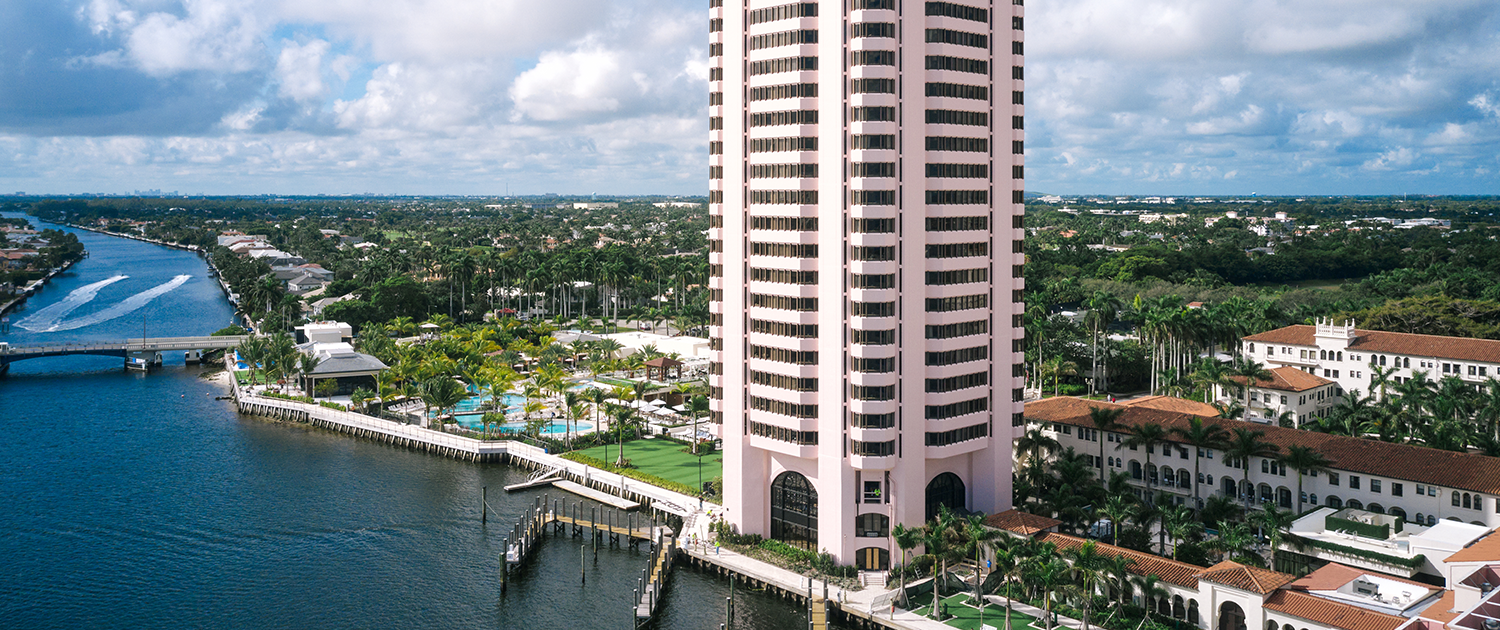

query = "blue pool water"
(450, 415), (592, 435)
(443, 393), (527, 414)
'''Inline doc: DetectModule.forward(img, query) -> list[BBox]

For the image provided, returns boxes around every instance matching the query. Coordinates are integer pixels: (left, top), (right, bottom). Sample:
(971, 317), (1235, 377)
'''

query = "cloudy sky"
(0, 0), (1496, 196)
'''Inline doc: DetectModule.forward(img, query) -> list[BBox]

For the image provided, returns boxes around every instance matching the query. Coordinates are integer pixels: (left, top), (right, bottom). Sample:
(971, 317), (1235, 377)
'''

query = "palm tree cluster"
(1024, 283), (1296, 396)
(236, 332), (316, 395)
(1310, 371), (1500, 454)
(1015, 411), (1321, 572)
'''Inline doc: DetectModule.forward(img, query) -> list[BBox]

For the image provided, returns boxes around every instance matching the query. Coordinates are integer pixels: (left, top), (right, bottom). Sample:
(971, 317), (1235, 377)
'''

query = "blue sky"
(0, 0), (1496, 196)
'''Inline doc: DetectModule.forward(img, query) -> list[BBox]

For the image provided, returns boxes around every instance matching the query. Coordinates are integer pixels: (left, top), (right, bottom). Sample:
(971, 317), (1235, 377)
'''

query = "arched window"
(771, 471), (818, 550)
(1278, 487), (1293, 509)
(1264, 621), (1277, 630)
(855, 513), (889, 537)
(1217, 603), (1246, 630)
(1242, 479), (1255, 500)
(1131, 460), (1143, 480)
(926, 472), (966, 521)
(1453, 491), (1462, 507)
(1179, 469), (1192, 488)
(1173, 595), (1185, 619)
(1367, 503), (1384, 514)
(1427, 515), (1437, 526)
(1149, 465), (1160, 486)
(1347, 499), (1364, 510)
(1415, 512), (1425, 523)
(1320, 350), (1327, 360)
(1309, 493), (1317, 505)
(1389, 507), (1407, 520)
(1207, 474), (1214, 486)
(1285, 624), (1296, 630)
(1189, 600), (1200, 626)
(1380, 355), (1387, 366)
(1403, 358), (1410, 368)
(1259, 483), (1274, 504)
(1326, 495), (1343, 508)
(1464, 493), (1472, 510)
(1222, 477), (1237, 497)
(1338, 352), (1344, 361)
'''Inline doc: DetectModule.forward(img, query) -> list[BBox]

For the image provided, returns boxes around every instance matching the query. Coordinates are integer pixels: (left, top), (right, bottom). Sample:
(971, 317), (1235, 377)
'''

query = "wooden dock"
(499, 495), (666, 591)
(553, 480), (641, 510)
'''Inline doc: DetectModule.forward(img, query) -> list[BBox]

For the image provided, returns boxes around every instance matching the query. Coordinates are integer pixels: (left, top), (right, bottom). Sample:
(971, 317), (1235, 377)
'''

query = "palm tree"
(1083, 291), (1123, 395)
(893, 523), (921, 608)
(1124, 422), (1169, 499)
(991, 536), (1023, 630)
(1253, 506), (1297, 567)
(1230, 358), (1274, 414)
(1016, 427), (1060, 493)
(421, 376), (468, 428)
(1066, 541), (1109, 630)
(1034, 557), (1069, 630)
(1280, 444), (1332, 515)
(1131, 574), (1169, 621)
(1040, 356), (1079, 397)
(298, 353), (322, 398)
(1087, 406), (1125, 483)
(1099, 494), (1134, 545)
(688, 393), (710, 454)
(1161, 505), (1201, 560)
(924, 507), (961, 620)
(1172, 417), (1229, 510)
(1206, 521), (1255, 562)
(1225, 426), (1280, 509)
(1190, 358), (1232, 403)
(962, 512), (1003, 619)
(612, 408), (637, 467)
(1103, 554), (1135, 610)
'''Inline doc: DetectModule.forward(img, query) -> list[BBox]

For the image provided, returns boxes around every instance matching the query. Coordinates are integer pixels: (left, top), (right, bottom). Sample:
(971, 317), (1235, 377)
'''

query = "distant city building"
(710, 0), (1024, 568)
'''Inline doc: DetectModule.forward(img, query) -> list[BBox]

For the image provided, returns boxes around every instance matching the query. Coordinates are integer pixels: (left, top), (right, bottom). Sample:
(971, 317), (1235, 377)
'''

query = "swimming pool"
(443, 393), (527, 413)
(450, 414), (593, 435)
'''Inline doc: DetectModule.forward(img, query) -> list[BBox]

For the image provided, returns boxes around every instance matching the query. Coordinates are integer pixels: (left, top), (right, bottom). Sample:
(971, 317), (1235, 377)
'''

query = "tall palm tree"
(1224, 426), (1281, 509)
(1066, 541), (1109, 630)
(1172, 417), (1229, 510)
(612, 407), (637, 466)
(1161, 505), (1201, 560)
(893, 523), (921, 608)
(1280, 444), (1332, 515)
(1131, 574), (1169, 621)
(1104, 554), (1135, 610)
(1016, 427), (1061, 493)
(1124, 422), (1170, 499)
(1083, 291), (1123, 395)
(1230, 358), (1274, 413)
(1087, 406), (1125, 483)
(1253, 506), (1297, 568)
(961, 513), (1003, 602)
(1099, 494), (1134, 545)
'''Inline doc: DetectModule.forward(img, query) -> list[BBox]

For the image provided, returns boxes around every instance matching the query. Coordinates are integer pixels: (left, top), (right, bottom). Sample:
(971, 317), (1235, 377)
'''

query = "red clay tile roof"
(1024, 397), (1500, 495)
(1286, 563), (1434, 593)
(1195, 560), (1297, 594)
(1228, 366), (1335, 392)
(1418, 590), (1461, 624)
(1120, 396), (1222, 416)
(1034, 532), (1202, 589)
(1262, 590), (1407, 630)
(984, 509), (1062, 535)
(1444, 530), (1500, 563)
(1245, 325), (1500, 365)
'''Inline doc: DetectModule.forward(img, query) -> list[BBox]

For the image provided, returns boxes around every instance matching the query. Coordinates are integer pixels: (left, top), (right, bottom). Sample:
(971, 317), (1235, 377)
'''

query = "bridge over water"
(0, 335), (247, 374)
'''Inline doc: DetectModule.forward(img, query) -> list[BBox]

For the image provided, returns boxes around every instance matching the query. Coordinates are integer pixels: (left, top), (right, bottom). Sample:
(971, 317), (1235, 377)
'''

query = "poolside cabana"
(643, 356), (683, 382)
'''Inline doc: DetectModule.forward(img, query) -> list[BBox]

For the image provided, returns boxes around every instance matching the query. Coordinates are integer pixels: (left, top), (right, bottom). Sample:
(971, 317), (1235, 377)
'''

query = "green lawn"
(593, 376), (638, 388)
(574, 438), (722, 489)
(910, 593), (1041, 630)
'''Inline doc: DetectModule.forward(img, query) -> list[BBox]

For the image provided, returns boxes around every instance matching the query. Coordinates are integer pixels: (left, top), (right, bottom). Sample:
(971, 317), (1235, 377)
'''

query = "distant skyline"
(1, 0), (1496, 196)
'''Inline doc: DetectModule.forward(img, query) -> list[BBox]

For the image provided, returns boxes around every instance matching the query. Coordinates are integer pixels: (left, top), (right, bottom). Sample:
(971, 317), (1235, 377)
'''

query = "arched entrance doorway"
(1218, 601), (1247, 630)
(771, 471), (817, 550)
(926, 472), (966, 521)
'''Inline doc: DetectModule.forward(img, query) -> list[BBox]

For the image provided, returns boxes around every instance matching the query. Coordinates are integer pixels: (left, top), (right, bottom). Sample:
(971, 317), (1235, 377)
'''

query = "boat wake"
(21, 275), (193, 333)
(15, 275), (130, 332)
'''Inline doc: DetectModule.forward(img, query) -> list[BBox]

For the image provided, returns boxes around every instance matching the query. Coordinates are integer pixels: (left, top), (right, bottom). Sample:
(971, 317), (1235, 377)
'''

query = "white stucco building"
(1243, 320), (1500, 402)
(711, 0), (1024, 568)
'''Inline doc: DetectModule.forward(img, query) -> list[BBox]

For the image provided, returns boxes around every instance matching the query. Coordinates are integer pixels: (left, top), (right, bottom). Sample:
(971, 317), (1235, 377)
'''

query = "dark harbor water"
(0, 214), (816, 630)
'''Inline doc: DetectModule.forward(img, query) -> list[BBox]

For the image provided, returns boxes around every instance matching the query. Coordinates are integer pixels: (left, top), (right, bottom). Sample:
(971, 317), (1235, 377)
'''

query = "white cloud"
(275, 39), (331, 102)
(81, 0), (266, 75)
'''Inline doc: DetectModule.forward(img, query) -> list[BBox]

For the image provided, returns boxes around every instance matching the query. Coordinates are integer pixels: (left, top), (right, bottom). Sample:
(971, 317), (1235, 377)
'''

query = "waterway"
(0, 213), (820, 630)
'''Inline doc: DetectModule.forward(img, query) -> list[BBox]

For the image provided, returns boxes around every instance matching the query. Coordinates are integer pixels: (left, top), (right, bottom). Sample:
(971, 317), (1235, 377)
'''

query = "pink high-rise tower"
(708, 0), (1023, 568)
